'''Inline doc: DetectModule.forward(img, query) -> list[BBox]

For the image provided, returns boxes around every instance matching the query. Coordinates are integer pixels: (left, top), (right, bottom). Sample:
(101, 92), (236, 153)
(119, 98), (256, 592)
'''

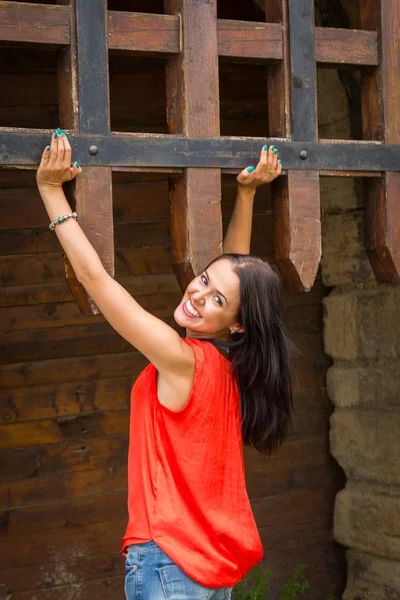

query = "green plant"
(280, 564), (310, 600)
(232, 564), (336, 600)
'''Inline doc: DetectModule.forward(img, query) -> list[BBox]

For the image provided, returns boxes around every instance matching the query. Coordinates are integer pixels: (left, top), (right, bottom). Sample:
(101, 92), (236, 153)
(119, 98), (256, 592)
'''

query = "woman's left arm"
(36, 132), (194, 381)
(223, 144), (282, 255)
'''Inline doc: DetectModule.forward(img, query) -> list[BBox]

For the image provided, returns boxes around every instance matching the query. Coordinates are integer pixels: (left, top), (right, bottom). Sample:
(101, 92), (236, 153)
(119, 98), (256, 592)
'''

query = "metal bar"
(76, 0), (109, 134)
(1, 132), (400, 171)
(288, 0), (318, 141)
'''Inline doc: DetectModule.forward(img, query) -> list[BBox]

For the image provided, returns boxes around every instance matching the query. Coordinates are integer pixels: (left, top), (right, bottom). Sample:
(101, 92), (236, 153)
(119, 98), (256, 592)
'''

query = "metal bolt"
(89, 145), (98, 156)
(299, 150), (308, 160)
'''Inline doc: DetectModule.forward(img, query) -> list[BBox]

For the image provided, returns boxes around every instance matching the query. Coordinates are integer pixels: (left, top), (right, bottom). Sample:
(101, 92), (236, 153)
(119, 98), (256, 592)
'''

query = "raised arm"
(223, 145), (282, 254)
(36, 131), (194, 388)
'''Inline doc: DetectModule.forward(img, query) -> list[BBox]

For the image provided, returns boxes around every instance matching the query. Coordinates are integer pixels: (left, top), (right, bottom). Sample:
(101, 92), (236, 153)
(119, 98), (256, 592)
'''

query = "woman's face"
(174, 258), (242, 339)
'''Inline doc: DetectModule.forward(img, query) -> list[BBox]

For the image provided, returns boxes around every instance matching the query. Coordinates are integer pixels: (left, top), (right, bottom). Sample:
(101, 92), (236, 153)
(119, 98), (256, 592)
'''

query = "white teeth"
(185, 300), (201, 318)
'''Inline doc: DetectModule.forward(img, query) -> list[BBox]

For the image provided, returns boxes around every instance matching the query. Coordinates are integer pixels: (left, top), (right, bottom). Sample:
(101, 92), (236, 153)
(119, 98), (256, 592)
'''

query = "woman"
(36, 131), (293, 600)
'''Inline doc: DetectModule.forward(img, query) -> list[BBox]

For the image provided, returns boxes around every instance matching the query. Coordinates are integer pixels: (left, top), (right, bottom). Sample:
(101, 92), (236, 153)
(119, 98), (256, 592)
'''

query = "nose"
(191, 289), (206, 305)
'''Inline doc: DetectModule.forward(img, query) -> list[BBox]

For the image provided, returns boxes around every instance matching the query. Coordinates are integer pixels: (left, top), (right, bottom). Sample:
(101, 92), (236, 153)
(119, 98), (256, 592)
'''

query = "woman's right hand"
(36, 128), (82, 189)
(237, 144), (282, 189)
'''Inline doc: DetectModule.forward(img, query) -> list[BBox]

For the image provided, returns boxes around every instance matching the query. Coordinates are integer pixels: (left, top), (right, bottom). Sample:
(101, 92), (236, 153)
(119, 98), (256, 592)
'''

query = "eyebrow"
(205, 270), (228, 305)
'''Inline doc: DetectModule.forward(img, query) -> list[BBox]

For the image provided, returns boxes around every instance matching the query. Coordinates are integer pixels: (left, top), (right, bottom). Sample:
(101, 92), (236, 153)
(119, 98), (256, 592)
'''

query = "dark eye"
(201, 274), (208, 285)
(214, 296), (223, 307)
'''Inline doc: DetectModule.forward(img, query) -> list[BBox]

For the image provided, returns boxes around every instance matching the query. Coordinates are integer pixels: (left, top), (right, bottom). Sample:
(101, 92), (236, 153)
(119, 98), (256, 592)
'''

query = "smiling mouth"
(183, 299), (201, 318)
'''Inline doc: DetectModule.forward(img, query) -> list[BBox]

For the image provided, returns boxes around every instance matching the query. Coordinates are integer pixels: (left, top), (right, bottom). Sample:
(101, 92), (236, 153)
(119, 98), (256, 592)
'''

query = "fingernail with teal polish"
(274, 149), (279, 154)
(76, 161), (81, 169)
(271, 145), (275, 151)
(279, 159), (282, 164)
(46, 146), (50, 151)
(61, 131), (66, 137)
(247, 166), (255, 172)
(57, 127), (62, 134)
(53, 132), (58, 139)
(263, 145), (268, 151)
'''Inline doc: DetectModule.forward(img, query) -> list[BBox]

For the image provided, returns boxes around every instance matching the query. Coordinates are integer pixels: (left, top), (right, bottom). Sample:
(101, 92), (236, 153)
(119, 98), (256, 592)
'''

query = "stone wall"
(320, 70), (400, 600)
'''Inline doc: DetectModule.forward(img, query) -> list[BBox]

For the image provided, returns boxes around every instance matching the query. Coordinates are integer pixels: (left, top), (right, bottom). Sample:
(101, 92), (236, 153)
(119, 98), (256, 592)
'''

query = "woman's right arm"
(223, 144), (281, 255)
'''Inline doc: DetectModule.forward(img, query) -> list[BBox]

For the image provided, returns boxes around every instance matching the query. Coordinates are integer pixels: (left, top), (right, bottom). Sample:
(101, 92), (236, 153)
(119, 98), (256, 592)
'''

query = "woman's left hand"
(237, 144), (282, 189)
(36, 129), (82, 189)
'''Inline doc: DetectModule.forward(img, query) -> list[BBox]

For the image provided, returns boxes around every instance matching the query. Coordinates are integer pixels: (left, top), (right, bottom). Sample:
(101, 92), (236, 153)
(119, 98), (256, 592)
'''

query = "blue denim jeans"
(124, 540), (233, 600)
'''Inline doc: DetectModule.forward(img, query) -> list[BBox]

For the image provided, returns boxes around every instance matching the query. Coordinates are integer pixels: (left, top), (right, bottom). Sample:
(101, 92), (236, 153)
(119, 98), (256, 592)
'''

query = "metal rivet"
(299, 150), (308, 160)
(89, 145), (98, 156)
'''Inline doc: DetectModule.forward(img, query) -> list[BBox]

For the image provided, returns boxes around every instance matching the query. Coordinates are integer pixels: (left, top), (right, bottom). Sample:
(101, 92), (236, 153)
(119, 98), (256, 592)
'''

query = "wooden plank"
(272, 172), (321, 292)
(0, 246), (171, 287)
(0, 410), (130, 448)
(0, 519), (125, 570)
(107, 11), (180, 53)
(315, 27), (378, 66)
(0, 2), (70, 46)
(0, 376), (133, 424)
(164, 0), (222, 290)
(0, 551), (123, 596)
(3, 131), (400, 171)
(0, 351), (148, 388)
(1, 314), (180, 364)
(0, 575), (125, 600)
(361, 0), (400, 282)
(0, 288), (176, 331)
(0, 274), (178, 307)
(0, 435), (129, 484)
(217, 20), (283, 60)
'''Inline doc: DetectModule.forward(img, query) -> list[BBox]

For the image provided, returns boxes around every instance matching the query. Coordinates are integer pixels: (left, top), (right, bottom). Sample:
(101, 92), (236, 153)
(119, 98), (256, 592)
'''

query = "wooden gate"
(0, 0), (399, 315)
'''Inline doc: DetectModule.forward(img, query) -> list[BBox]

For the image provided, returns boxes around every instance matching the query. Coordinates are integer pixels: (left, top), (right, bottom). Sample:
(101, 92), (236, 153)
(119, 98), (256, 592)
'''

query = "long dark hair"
(207, 254), (294, 455)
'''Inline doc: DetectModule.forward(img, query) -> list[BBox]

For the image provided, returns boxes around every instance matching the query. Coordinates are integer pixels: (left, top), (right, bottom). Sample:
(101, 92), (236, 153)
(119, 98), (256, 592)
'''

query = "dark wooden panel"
(217, 20), (283, 60)
(165, 0), (222, 290)
(0, 2), (70, 46)
(315, 27), (378, 66)
(3, 132), (399, 171)
(107, 11), (180, 53)
(288, 0), (318, 141)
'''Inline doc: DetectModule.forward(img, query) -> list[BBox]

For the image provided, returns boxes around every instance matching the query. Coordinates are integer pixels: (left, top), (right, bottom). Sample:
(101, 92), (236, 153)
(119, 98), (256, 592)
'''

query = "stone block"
(330, 409), (400, 485)
(324, 288), (400, 360)
(334, 484), (400, 561)
(344, 550), (400, 600)
(321, 211), (375, 287)
(320, 177), (361, 214)
(327, 365), (400, 409)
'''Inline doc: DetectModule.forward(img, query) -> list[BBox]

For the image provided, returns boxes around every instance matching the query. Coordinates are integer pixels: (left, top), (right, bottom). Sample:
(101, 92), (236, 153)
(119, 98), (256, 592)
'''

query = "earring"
(230, 330), (235, 336)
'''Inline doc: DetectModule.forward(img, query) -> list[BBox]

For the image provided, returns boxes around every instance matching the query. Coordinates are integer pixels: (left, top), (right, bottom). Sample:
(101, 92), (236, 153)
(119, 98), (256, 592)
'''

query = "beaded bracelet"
(49, 212), (77, 231)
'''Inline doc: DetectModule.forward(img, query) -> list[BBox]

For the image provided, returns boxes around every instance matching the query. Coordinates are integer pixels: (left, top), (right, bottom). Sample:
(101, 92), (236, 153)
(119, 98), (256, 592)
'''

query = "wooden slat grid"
(0, 0), (398, 297)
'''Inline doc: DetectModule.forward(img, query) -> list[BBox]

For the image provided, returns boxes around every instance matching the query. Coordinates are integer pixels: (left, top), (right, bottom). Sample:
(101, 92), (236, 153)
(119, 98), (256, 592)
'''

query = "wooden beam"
(315, 27), (378, 66)
(361, 0), (400, 283)
(58, 0), (114, 314)
(164, 0), (222, 291)
(217, 20), (283, 60)
(266, 0), (321, 292)
(0, 2), (70, 46)
(107, 11), (180, 54)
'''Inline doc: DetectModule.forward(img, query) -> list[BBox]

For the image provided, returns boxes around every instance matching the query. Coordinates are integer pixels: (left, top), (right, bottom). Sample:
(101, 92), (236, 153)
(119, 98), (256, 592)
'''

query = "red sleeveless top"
(122, 338), (263, 587)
